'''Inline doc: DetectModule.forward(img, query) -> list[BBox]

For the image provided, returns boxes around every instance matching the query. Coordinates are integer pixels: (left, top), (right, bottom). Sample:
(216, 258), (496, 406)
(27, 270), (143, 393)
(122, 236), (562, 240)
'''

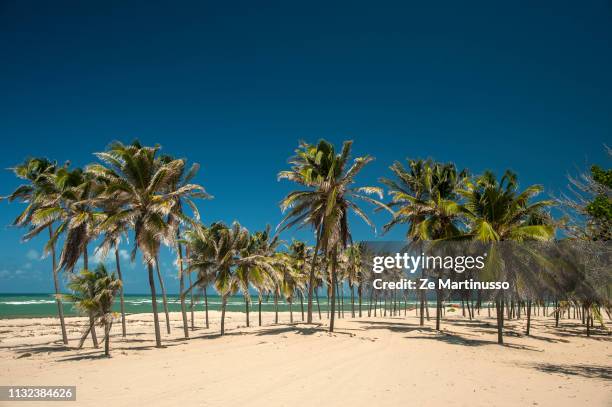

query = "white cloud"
(26, 249), (40, 261)
(119, 249), (130, 261)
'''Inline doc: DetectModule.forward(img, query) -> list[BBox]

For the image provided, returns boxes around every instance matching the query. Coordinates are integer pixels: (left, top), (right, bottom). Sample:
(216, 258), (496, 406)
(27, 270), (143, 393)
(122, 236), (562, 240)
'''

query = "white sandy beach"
(0, 310), (610, 407)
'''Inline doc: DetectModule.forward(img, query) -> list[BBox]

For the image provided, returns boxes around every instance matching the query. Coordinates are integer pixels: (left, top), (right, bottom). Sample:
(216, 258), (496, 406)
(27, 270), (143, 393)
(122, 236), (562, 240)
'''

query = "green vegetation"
(3, 139), (610, 351)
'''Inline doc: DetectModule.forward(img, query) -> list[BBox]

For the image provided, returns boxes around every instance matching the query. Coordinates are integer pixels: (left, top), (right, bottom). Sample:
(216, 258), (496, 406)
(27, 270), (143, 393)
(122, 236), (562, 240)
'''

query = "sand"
(0, 309), (610, 407)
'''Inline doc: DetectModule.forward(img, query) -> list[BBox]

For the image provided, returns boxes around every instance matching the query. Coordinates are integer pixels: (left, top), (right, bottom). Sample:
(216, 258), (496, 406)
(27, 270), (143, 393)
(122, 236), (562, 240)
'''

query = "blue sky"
(0, 0), (610, 293)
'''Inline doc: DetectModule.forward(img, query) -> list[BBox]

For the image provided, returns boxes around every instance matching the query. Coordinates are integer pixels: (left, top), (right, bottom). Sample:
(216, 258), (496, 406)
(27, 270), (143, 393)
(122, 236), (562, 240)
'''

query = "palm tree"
(88, 141), (207, 347)
(28, 165), (105, 347)
(237, 226), (280, 327)
(184, 222), (273, 335)
(159, 155), (211, 339)
(381, 159), (467, 328)
(3, 158), (69, 344)
(279, 140), (386, 332)
(64, 264), (122, 357)
(460, 170), (555, 344)
(94, 200), (130, 337)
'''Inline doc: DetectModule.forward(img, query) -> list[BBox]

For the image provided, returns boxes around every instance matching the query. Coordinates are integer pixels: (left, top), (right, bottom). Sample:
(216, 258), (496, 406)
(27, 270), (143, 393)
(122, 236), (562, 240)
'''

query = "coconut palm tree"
(88, 141), (207, 347)
(94, 202), (130, 337)
(460, 170), (555, 344)
(3, 158), (69, 344)
(28, 165), (105, 347)
(184, 222), (274, 335)
(158, 155), (211, 339)
(237, 226), (280, 327)
(381, 159), (467, 328)
(64, 264), (122, 357)
(279, 139), (386, 332)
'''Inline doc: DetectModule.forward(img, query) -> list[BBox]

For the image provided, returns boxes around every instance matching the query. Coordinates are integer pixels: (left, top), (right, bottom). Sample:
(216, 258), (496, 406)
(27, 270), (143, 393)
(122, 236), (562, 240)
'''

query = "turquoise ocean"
(0, 293), (385, 318)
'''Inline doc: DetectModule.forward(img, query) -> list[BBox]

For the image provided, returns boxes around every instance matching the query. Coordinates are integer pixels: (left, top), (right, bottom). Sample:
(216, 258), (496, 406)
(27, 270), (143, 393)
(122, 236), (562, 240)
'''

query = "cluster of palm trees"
(4, 138), (608, 354)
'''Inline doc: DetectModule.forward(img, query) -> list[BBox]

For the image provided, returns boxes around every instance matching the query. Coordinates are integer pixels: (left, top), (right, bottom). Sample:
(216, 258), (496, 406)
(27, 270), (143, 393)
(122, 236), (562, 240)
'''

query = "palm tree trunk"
(104, 320), (113, 357)
(114, 247), (127, 338)
(358, 285), (362, 317)
(147, 263), (162, 347)
(258, 294), (262, 326)
(78, 318), (95, 349)
(315, 288), (321, 319)
(329, 246), (337, 333)
(187, 248), (195, 330)
(368, 287), (373, 317)
(245, 294), (250, 327)
(204, 286), (209, 329)
(351, 283), (355, 318)
(83, 247), (99, 348)
(49, 226), (68, 345)
(496, 297), (504, 345)
(155, 259), (171, 335)
(526, 300), (532, 336)
(177, 241), (189, 339)
(220, 294), (228, 336)
(419, 290), (425, 326)
(435, 286), (442, 331)
(306, 233), (322, 324)
(274, 288), (279, 324)
(289, 298), (293, 323)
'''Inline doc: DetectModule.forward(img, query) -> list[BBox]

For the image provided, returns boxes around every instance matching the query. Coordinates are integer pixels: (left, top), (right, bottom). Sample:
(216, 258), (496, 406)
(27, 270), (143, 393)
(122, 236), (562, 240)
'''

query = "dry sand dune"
(1, 310), (610, 407)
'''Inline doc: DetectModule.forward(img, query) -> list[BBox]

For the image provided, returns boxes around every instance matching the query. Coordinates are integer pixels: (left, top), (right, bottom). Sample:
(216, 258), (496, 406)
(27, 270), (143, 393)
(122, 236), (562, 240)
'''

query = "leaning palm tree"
(3, 158), (69, 344)
(278, 139), (387, 332)
(64, 264), (122, 357)
(460, 170), (555, 344)
(30, 166), (105, 347)
(88, 141), (207, 347)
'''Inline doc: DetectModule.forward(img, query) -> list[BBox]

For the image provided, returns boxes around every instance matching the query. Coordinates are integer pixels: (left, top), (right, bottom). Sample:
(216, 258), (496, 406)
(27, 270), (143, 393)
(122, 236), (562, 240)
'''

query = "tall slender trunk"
(274, 288), (279, 324)
(104, 320), (113, 357)
(177, 241), (189, 339)
(329, 246), (337, 333)
(351, 283), (355, 318)
(147, 263), (162, 347)
(358, 285), (362, 317)
(204, 286), (209, 329)
(496, 297), (504, 345)
(368, 287), (373, 317)
(220, 294), (228, 336)
(419, 290), (425, 326)
(289, 298), (293, 323)
(306, 233), (322, 324)
(258, 294), (262, 326)
(187, 248), (195, 330)
(83, 247), (98, 348)
(114, 247), (127, 337)
(49, 226), (68, 344)
(245, 294), (250, 327)
(155, 259), (171, 334)
(435, 286), (442, 331)
(526, 300), (532, 336)
(315, 288), (321, 319)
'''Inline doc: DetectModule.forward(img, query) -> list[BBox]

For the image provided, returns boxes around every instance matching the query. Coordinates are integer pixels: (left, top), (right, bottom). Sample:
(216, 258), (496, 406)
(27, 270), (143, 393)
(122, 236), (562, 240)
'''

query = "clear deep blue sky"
(0, 0), (610, 293)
